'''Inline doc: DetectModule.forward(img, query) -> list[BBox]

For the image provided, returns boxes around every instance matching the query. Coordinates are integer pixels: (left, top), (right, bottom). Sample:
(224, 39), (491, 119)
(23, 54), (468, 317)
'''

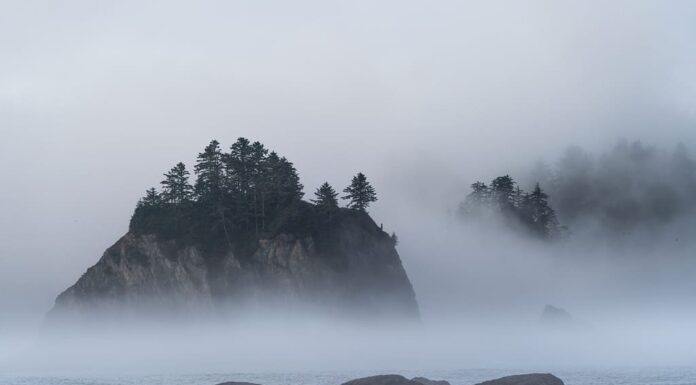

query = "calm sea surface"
(1, 368), (695, 385)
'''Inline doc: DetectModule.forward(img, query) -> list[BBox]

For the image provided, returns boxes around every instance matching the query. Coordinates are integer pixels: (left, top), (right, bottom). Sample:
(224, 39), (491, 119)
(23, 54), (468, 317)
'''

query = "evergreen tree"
(249, 141), (269, 234)
(490, 175), (516, 210)
(129, 187), (163, 234)
(225, 137), (255, 230)
(194, 140), (225, 201)
(226, 137), (254, 195)
(161, 162), (193, 204)
(275, 156), (304, 206)
(342, 172), (377, 212)
(139, 187), (162, 208)
(522, 183), (559, 238)
(194, 140), (231, 246)
(311, 182), (339, 209)
(460, 181), (489, 215)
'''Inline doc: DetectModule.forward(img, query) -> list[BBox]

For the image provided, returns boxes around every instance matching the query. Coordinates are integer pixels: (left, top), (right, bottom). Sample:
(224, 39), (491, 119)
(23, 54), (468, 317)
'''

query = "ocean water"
(1, 368), (695, 385)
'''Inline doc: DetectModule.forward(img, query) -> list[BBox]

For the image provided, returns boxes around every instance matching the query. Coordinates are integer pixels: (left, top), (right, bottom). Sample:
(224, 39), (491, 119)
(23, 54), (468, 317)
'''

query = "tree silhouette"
(490, 175), (516, 211)
(312, 182), (339, 209)
(140, 187), (162, 208)
(522, 183), (560, 238)
(343, 172), (377, 212)
(161, 162), (193, 204)
(460, 181), (489, 215)
(194, 140), (225, 201)
(460, 175), (563, 240)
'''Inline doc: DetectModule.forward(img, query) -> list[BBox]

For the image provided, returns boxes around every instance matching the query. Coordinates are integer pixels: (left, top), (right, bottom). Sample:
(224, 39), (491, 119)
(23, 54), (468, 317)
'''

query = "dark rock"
(411, 377), (451, 385)
(215, 382), (262, 385)
(475, 373), (564, 385)
(341, 374), (422, 385)
(46, 209), (420, 326)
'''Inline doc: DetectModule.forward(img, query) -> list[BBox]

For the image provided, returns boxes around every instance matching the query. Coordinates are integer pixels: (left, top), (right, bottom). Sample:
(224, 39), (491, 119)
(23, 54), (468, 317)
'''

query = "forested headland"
(130, 138), (380, 255)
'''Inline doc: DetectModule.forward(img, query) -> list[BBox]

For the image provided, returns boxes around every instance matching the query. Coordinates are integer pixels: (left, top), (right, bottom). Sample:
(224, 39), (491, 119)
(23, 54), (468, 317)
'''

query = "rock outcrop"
(411, 377), (451, 385)
(341, 375), (422, 385)
(474, 373), (564, 385)
(47, 209), (419, 324)
(214, 374), (561, 385)
(215, 382), (262, 385)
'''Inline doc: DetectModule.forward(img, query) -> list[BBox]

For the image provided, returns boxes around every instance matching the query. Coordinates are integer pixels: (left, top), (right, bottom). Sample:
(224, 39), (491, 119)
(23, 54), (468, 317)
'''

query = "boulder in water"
(341, 375), (422, 385)
(475, 373), (564, 385)
(215, 382), (262, 385)
(411, 377), (451, 385)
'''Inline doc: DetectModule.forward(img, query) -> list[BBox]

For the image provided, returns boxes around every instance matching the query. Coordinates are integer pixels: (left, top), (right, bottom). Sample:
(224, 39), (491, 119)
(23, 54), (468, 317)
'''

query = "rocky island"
(47, 138), (419, 325)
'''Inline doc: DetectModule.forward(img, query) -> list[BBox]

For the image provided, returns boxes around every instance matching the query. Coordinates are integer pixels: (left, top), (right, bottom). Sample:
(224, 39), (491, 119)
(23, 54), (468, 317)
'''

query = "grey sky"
(1, 0), (696, 333)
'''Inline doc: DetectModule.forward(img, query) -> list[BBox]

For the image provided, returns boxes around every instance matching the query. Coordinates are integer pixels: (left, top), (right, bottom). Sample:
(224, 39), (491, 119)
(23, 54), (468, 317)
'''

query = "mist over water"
(2, 0), (696, 381)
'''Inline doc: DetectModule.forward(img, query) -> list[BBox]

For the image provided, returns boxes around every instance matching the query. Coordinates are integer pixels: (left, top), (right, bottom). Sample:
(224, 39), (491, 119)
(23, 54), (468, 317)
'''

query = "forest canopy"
(528, 140), (696, 237)
(130, 138), (378, 252)
(460, 175), (563, 239)
(461, 140), (696, 242)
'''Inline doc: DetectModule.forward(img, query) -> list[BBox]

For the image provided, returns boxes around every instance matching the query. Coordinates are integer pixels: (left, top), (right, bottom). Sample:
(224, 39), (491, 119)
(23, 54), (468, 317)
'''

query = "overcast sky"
(1, 0), (696, 332)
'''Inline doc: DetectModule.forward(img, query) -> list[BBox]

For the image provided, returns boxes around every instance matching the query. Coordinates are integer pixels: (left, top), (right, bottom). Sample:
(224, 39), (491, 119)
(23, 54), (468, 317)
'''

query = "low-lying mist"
(4, 140), (696, 376)
(6, 308), (696, 375)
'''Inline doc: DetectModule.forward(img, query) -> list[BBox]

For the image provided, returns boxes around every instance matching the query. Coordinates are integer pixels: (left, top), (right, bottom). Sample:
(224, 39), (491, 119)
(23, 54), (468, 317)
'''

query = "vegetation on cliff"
(129, 138), (380, 254)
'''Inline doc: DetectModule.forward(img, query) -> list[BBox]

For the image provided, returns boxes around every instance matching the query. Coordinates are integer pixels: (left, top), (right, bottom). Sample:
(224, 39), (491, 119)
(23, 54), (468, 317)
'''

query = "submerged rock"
(341, 375), (422, 385)
(475, 373), (564, 385)
(540, 305), (573, 324)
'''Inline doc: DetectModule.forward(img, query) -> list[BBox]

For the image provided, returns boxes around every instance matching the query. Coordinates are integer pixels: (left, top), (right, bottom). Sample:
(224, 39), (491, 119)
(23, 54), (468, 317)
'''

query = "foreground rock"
(214, 373), (560, 385)
(341, 375), (422, 385)
(215, 382), (262, 385)
(47, 208), (420, 326)
(475, 373), (564, 385)
(411, 377), (451, 385)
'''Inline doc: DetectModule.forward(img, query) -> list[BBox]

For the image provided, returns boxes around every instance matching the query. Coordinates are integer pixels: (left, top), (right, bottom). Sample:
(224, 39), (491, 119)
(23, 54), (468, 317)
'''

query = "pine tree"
(194, 140), (225, 201)
(249, 141), (268, 234)
(225, 137), (255, 230)
(139, 187), (162, 208)
(194, 140), (231, 246)
(311, 182), (339, 209)
(522, 183), (559, 238)
(342, 172), (377, 212)
(276, 156), (304, 206)
(490, 175), (516, 211)
(226, 137), (254, 195)
(460, 181), (490, 216)
(161, 162), (193, 204)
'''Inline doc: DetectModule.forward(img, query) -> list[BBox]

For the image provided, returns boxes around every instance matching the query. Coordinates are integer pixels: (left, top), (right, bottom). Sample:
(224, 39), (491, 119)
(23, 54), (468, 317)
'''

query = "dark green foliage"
(460, 181), (489, 215)
(460, 175), (562, 239)
(544, 141), (696, 236)
(161, 162), (193, 204)
(312, 182), (339, 210)
(194, 140), (225, 201)
(490, 175), (516, 211)
(129, 138), (345, 259)
(520, 183), (560, 238)
(342, 172), (378, 212)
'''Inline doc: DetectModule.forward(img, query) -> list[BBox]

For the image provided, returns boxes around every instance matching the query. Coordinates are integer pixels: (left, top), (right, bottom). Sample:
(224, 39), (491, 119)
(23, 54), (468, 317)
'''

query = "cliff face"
(48, 210), (419, 323)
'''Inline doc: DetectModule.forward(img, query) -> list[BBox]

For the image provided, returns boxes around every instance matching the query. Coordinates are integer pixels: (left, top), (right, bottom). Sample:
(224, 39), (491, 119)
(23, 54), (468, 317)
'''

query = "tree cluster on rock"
(459, 175), (562, 239)
(129, 138), (379, 252)
(530, 140), (696, 236)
